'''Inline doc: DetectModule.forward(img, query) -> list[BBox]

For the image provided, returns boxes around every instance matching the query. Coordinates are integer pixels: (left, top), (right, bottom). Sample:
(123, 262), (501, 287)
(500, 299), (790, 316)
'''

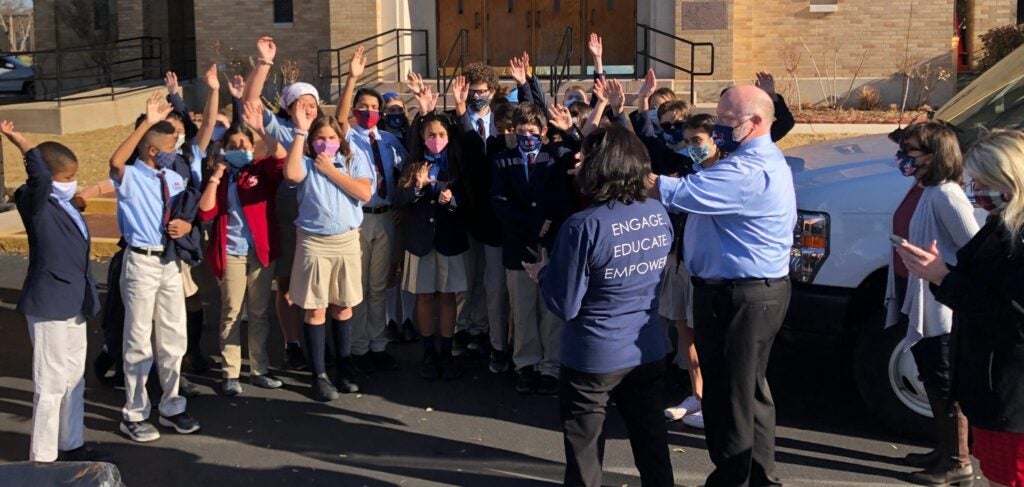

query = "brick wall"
(967, 0), (1019, 68)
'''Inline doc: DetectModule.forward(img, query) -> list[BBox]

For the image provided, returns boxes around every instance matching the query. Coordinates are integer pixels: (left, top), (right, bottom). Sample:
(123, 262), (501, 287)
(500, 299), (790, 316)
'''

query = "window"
(273, 0), (294, 24)
(94, 0), (111, 31)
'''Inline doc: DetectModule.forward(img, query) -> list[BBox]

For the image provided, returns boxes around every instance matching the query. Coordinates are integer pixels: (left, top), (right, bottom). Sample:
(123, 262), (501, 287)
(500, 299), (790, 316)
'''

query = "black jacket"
(392, 162), (468, 257)
(931, 216), (1024, 432)
(771, 94), (796, 142)
(15, 148), (101, 320)
(457, 111), (504, 246)
(164, 157), (202, 266)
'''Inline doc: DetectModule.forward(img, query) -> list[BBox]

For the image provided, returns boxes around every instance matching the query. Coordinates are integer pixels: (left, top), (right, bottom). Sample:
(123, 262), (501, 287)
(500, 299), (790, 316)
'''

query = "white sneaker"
(664, 395), (702, 421)
(682, 410), (704, 429)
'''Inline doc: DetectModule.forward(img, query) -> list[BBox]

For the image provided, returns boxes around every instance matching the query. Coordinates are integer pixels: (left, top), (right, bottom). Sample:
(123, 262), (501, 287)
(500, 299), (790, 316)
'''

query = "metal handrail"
(436, 29), (469, 111)
(548, 27), (574, 101)
(635, 23), (715, 105)
(315, 28), (430, 102)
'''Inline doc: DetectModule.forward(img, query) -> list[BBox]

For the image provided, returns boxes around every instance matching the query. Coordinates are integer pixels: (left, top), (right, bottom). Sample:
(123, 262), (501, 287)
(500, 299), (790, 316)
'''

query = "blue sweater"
(539, 198), (673, 373)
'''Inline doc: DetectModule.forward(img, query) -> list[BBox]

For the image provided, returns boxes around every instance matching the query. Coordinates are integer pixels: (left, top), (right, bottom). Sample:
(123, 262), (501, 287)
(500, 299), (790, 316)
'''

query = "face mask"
(385, 113), (406, 129)
(212, 125), (228, 142)
(312, 140), (341, 158)
(174, 134), (186, 151)
(155, 151), (178, 169)
(564, 97), (582, 107)
(661, 127), (685, 146)
(895, 151), (918, 177)
(468, 96), (490, 113)
(354, 110), (381, 130)
(425, 138), (448, 155)
(503, 134), (518, 150)
(974, 190), (1009, 212)
(224, 149), (254, 168)
(517, 133), (542, 153)
(712, 123), (746, 153)
(645, 109), (660, 126)
(687, 144), (713, 164)
(51, 180), (77, 201)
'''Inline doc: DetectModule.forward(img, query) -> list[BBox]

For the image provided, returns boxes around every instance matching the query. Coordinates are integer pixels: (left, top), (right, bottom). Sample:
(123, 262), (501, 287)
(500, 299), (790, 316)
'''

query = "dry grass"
(3, 123), (134, 191)
(776, 133), (863, 150)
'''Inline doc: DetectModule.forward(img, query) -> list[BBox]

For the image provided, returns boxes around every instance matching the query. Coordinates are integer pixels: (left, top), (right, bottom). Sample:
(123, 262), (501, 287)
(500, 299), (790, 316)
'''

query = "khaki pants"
(27, 315), (87, 462)
(352, 212), (396, 355)
(507, 269), (562, 377)
(218, 251), (275, 379)
(456, 237), (489, 334)
(457, 238), (510, 350)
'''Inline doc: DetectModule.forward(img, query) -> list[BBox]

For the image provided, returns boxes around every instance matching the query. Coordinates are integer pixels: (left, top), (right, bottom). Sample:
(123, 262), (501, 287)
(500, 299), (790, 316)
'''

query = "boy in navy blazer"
(491, 102), (580, 395)
(3, 121), (110, 463)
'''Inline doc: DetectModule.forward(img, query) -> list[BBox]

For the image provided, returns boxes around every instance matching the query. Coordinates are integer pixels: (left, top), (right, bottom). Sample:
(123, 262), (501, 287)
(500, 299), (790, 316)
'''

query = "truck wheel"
(853, 312), (934, 440)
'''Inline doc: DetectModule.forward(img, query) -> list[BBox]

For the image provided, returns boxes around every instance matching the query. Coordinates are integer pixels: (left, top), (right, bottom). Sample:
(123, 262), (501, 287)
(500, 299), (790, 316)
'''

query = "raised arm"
(164, 71), (199, 140)
(284, 102), (311, 185)
(227, 74), (246, 126)
(588, 33), (604, 76)
(335, 45), (367, 134)
(582, 78), (609, 136)
(243, 100), (286, 160)
(110, 92), (173, 182)
(194, 64), (221, 154)
(637, 68), (656, 112)
(452, 75), (468, 117)
(0, 120), (31, 155)
(198, 162), (227, 217)
(243, 36), (276, 106)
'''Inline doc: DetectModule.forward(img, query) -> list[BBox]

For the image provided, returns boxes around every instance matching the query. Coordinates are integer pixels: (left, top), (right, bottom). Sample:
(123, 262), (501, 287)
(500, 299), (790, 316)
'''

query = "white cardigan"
(884, 182), (979, 350)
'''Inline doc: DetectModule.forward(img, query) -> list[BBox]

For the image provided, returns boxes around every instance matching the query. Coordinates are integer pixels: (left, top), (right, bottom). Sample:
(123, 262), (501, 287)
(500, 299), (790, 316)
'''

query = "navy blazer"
(15, 149), (100, 320)
(491, 141), (580, 270)
(393, 174), (469, 257)
(457, 111), (505, 247)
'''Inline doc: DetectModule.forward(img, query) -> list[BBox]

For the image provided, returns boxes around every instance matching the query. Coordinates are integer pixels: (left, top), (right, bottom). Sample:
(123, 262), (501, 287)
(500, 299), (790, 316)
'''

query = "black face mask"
(503, 134), (517, 150)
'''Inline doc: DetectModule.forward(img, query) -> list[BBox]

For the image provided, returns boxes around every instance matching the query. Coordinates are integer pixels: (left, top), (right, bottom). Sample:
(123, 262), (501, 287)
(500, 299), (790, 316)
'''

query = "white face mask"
(174, 134), (186, 152)
(52, 180), (77, 201)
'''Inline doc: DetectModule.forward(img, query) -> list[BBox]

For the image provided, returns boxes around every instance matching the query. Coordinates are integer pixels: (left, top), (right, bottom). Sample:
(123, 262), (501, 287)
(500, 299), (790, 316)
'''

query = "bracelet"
(292, 128), (308, 136)
(258, 58), (274, 66)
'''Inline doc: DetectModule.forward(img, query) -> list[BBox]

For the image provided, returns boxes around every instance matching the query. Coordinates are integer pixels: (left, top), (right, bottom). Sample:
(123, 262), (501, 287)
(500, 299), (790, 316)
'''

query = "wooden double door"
(437, 0), (636, 71)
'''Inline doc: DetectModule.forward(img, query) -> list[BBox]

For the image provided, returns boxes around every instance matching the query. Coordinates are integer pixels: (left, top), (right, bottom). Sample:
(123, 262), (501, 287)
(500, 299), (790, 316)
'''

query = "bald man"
(650, 85), (796, 486)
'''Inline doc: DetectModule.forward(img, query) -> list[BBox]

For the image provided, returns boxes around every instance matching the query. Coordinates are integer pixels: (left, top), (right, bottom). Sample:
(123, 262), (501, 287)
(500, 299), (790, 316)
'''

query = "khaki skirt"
(658, 253), (694, 326)
(402, 250), (468, 294)
(289, 228), (363, 309)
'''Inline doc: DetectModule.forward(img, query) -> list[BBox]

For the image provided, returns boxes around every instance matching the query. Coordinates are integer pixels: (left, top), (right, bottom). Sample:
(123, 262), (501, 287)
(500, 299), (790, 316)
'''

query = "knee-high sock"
(330, 318), (352, 361)
(304, 323), (327, 375)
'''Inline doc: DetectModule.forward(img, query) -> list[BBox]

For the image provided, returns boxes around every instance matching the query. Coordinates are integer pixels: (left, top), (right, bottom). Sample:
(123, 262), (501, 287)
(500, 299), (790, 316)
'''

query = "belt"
(690, 276), (789, 288)
(362, 205), (391, 214)
(129, 246), (165, 257)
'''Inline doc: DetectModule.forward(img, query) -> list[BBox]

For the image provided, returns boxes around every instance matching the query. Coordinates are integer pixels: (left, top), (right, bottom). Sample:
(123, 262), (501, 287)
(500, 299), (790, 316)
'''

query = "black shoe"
(183, 352), (212, 374)
(903, 449), (941, 468)
(489, 350), (509, 373)
(312, 373), (339, 402)
(452, 331), (471, 357)
(250, 374), (283, 389)
(419, 354), (440, 380)
(351, 353), (376, 374)
(58, 445), (114, 463)
(385, 320), (401, 342)
(179, 377), (201, 398)
(285, 342), (307, 371)
(370, 350), (399, 371)
(536, 374), (559, 396)
(910, 462), (973, 486)
(401, 319), (418, 342)
(440, 354), (462, 380)
(221, 378), (242, 396)
(158, 411), (200, 434)
(515, 368), (538, 394)
(92, 349), (114, 384)
(468, 333), (490, 356)
(335, 358), (360, 393)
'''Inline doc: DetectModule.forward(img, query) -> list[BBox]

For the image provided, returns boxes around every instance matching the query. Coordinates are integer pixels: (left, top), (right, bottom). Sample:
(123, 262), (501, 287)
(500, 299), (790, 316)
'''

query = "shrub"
(977, 23), (1024, 72)
(857, 86), (881, 111)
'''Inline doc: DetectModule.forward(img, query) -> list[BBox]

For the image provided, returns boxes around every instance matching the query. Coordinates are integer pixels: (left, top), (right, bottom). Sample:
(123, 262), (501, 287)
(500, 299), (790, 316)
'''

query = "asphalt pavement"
(0, 253), (959, 486)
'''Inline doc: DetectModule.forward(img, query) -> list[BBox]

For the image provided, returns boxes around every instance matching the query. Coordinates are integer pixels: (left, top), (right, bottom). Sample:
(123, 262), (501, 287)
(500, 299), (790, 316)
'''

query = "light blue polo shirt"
(294, 150), (375, 235)
(114, 160), (187, 248)
(264, 108), (299, 200)
(226, 169), (254, 256)
(346, 126), (407, 207)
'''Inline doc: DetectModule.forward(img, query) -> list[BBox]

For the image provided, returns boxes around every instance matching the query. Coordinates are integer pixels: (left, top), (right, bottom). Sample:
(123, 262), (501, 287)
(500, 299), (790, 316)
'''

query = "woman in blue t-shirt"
(524, 126), (675, 487)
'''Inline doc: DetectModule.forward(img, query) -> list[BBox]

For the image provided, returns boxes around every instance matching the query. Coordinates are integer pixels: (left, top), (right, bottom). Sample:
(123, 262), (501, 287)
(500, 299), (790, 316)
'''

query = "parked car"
(783, 44), (1024, 439)
(0, 55), (34, 97)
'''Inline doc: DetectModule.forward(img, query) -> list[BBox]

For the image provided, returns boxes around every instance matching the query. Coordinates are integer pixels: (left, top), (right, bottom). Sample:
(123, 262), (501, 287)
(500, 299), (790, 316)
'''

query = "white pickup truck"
(781, 45), (1024, 438)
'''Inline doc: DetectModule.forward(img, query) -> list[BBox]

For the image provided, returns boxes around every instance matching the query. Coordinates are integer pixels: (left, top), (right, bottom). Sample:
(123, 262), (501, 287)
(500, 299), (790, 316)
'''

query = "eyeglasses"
(660, 121), (685, 131)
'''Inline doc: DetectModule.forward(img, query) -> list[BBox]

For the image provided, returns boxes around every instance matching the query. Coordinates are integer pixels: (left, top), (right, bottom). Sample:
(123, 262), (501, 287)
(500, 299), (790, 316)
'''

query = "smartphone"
(889, 234), (907, 246)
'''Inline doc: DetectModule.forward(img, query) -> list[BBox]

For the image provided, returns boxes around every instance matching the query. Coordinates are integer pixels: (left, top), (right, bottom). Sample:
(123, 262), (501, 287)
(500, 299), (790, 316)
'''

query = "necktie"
(369, 132), (388, 199)
(157, 171), (171, 227)
(527, 152), (537, 180)
(476, 118), (486, 139)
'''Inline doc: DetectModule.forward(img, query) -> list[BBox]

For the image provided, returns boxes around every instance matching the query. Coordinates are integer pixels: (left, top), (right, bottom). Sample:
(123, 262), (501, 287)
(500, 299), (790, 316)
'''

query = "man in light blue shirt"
(653, 85), (795, 487)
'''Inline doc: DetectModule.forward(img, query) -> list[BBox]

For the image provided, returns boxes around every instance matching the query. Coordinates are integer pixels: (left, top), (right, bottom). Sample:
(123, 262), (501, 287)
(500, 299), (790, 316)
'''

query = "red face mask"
(354, 110), (381, 130)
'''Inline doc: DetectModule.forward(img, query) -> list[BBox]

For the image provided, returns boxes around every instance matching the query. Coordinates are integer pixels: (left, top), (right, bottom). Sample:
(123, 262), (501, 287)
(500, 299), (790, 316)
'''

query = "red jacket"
(198, 157), (285, 279)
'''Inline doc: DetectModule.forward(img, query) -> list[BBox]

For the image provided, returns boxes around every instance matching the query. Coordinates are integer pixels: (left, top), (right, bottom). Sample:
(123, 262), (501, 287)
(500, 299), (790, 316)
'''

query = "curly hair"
(577, 127), (650, 205)
(463, 62), (500, 91)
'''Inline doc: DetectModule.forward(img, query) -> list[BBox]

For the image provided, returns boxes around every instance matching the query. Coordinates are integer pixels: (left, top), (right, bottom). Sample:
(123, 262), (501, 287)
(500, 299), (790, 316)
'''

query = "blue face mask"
(896, 150), (919, 177)
(224, 149), (254, 168)
(155, 151), (178, 169)
(712, 124), (740, 153)
(661, 127), (685, 146)
(687, 144), (712, 164)
(385, 113), (406, 129)
(517, 133), (542, 153)
(564, 96), (583, 107)
(645, 109), (660, 126)
(468, 96), (490, 113)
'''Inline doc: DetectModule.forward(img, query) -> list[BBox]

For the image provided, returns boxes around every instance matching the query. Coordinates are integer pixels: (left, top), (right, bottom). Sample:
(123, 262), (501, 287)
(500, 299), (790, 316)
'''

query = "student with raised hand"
(109, 92), (202, 443)
(381, 91), (410, 143)
(284, 104), (374, 401)
(509, 52), (547, 111)
(2, 121), (111, 464)
(243, 36), (314, 371)
(393, 102), (469, 380)
(198, 91), (289, 396)
(755, 71), (795, 142)
(491, 102), (580, 395)
(630, 69), (678, 136)
(332, 46), (408, 375)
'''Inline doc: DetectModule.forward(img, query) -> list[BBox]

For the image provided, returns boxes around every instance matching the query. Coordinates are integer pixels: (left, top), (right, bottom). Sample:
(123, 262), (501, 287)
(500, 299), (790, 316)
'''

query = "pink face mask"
(312, 140), (341, 157)
(425, 137), (448, 155)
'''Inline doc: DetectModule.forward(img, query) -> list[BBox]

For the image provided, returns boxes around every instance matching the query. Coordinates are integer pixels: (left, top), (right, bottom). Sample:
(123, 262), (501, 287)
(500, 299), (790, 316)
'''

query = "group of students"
(13, 33), (796, 470)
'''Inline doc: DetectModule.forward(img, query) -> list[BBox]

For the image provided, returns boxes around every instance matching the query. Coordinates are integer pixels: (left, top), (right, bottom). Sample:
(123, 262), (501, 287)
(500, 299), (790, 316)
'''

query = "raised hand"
(349, 45), (367, 80)
(548, 104), (573, 132)
(607, 79), (625, 110)
(203, 64), (220, 91)
(227, 74), (245, 99)
(637, 68), (656, 100)
(293, 98), (313, 131)
(452, 75), (468, 106)
(756, 71), (777, 100)
(164, 71), (180, 96)
(592, 78), (608, 105)
(406, 71), (425, 95)
(256, 36), (276, 62)
(146, 91), (174, 124)
(415, 84), (439, 114)
(522, 51), (531, 74)
(509, 55), (528, 86)
(587, 33), (603, 60)
(0, 120), (15, 136)
(414, 162), (436, 189)
(242, 100), (265, 135)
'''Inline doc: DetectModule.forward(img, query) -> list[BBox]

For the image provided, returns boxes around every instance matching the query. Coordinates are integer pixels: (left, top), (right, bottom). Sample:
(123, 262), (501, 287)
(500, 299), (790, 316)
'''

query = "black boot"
(910, 389), (973, 486)
(183, 310), (211, 373)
